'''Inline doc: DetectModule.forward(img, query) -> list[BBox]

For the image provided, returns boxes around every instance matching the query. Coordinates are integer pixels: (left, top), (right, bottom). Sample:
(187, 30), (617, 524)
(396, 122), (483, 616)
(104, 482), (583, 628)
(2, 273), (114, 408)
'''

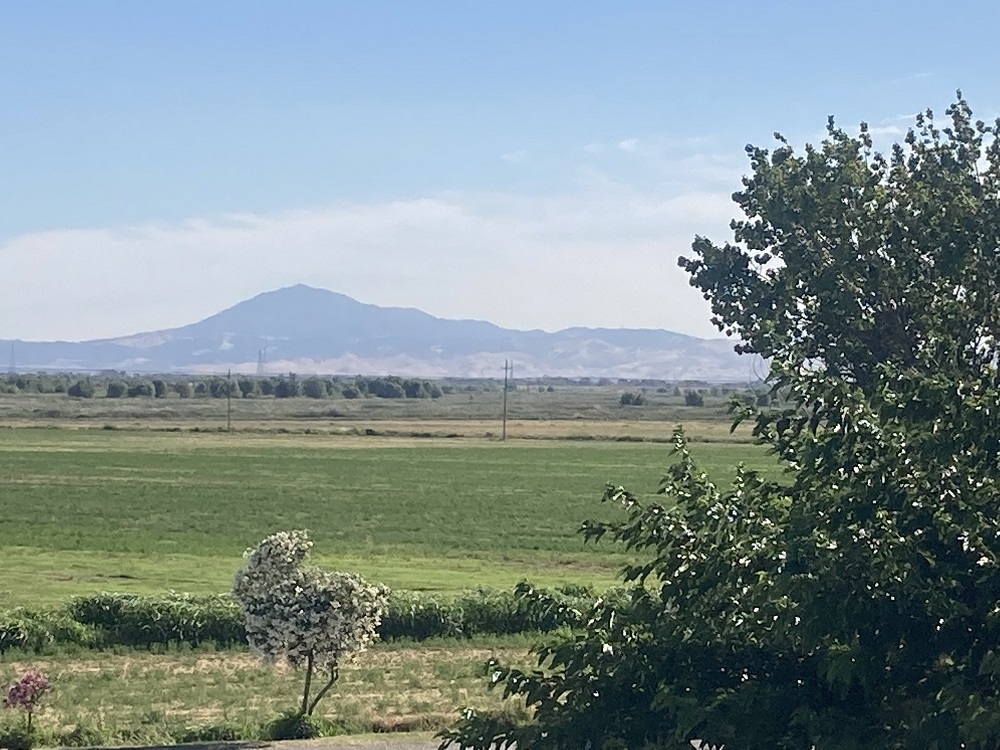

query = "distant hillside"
(1, 284), (759, 380)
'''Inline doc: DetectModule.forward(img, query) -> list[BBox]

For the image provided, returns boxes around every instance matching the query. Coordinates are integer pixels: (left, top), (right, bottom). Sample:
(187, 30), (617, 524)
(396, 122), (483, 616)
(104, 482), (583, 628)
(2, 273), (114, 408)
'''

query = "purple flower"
(3, 669), (52, 714)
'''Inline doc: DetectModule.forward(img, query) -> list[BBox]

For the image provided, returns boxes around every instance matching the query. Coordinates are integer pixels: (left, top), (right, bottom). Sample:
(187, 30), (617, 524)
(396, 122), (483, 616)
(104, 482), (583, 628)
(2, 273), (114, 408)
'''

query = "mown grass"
(0, 640), (532, 744)
(0, 428), (779, 607)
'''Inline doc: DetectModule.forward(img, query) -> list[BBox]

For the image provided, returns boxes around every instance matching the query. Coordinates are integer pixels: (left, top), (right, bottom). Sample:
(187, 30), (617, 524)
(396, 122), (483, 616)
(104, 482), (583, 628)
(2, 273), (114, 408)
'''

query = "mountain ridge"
(3, 285), (755, 380)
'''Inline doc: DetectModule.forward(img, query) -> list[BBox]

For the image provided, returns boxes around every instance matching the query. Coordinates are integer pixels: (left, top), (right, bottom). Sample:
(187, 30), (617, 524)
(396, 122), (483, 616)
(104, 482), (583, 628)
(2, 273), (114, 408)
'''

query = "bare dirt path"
(90, 735), (446, 750)
(270, 736), (442, 750)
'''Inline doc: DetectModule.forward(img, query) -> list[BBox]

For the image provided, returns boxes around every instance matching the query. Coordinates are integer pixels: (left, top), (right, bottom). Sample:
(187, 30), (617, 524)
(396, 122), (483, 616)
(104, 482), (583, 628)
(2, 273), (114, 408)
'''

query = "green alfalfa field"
(0, 426), (779, 607)
(0, 424), (778, 742)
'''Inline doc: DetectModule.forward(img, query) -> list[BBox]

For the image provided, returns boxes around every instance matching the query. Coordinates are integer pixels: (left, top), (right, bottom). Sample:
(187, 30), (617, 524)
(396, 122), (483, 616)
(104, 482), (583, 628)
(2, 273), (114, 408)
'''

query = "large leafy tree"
(440, 95), (1000, 749)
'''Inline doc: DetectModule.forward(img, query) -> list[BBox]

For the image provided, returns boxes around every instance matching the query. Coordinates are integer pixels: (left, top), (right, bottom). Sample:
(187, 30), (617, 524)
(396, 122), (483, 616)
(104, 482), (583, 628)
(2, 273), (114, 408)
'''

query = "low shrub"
(67, 592), (244, 649)
(264, 710), (325, 740)
(173, 722), (247, 743)
(58, 723), (109, 748)
(381, 591), (465, 640)
(455, 588), (523, 636)
(0, 609), (97, 654)
(0, 725), (34, 750)
(380, 584), (597, 640)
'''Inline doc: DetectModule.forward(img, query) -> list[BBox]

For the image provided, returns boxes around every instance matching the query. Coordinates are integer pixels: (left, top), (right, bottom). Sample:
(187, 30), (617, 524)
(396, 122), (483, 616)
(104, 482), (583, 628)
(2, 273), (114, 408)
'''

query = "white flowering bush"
(232, 530), (389, 716)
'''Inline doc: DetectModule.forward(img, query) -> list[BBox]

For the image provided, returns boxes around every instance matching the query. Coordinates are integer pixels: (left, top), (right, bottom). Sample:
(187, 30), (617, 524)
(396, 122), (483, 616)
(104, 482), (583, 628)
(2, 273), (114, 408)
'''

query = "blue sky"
(2, 0), (998, 342)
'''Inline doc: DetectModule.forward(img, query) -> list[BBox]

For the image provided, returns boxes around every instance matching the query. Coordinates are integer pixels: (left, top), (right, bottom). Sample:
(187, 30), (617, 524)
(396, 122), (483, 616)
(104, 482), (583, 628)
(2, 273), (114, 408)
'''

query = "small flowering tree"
(232, 530), (389, 716)
(3, 669), (51, 732)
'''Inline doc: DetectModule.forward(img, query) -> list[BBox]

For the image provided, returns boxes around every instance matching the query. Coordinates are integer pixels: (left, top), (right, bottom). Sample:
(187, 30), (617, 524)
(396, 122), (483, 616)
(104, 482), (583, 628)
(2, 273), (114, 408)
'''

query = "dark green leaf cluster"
(684, 390), (704, 407)
(263, 709), (325, 740)
(0, 373), (73, 394)
(104, 380), (127, 398)
(0, 608), (97, 654)
(442, 95), (1000, 749)
(0, 725), (34, 750)
(620, 391), (646, 406)
(66, 379), (94, 398)
(351, 375), (439, 399)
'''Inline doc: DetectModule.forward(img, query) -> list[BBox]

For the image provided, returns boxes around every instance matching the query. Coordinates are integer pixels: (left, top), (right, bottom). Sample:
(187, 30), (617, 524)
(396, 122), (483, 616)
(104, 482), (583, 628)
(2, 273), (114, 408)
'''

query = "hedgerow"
(65, 592), (245, 649)
(0, 608), (98, 654)
(0, 584), (615, 653)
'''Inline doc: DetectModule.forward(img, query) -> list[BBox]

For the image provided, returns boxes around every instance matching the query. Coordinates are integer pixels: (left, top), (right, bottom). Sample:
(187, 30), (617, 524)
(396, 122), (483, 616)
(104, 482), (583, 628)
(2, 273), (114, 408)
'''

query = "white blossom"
(232, 530), (389, 674)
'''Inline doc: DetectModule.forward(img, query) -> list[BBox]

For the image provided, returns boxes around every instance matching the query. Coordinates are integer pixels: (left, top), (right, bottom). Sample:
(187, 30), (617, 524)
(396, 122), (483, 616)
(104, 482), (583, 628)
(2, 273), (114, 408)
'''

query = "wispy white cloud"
(886, 72), (933, 86)
(587, 135), (713, 158)
(0, 180), (740, 342)
(500, 149), (527, 163)
(868, 124), (905, 136)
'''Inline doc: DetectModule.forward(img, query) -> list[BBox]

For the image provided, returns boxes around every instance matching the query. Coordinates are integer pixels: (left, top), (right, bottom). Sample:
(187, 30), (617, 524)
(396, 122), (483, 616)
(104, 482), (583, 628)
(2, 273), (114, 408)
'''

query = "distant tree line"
(0, 372), (778, 406)
(0, 372), (461, 400)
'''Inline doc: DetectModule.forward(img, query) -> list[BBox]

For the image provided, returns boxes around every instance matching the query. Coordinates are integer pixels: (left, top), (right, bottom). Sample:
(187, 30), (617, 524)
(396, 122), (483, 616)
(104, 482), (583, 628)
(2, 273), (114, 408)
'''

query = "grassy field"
(0, 383), (744, 427)
(0, 426), (778, 607)
(0, 390), (778, 742)
(0, 639), (532, 743)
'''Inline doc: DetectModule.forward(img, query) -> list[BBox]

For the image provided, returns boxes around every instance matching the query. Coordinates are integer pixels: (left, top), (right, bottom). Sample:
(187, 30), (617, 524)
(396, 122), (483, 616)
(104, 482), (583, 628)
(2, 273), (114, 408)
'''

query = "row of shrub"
(0, 584), (616, 654)
(3, 372), (500, 400)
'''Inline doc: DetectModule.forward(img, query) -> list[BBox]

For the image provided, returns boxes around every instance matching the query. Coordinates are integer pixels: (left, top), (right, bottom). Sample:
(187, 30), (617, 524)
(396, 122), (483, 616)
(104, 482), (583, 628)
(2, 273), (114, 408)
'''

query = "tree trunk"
(300, 651), (314, 716)
(307, 665), (339, 716)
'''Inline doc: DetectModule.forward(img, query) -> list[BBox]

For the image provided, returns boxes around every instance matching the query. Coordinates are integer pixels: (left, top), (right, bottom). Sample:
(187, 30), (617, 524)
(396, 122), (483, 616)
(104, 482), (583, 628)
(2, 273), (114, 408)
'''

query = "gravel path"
(93, 735), (446, 750)
(272, 735), (442, 750)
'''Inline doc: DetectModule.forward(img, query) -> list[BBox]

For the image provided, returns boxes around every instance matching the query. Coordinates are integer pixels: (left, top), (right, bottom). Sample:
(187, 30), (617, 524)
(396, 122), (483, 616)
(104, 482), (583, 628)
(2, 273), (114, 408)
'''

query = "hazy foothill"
(0, 284), (750, 382)
(7, 95), (1000, 749)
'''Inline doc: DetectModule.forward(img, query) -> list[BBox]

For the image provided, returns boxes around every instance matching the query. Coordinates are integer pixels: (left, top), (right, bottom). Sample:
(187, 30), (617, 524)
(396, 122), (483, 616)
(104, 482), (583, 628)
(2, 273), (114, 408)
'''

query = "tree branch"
(307, 665), (340, 716)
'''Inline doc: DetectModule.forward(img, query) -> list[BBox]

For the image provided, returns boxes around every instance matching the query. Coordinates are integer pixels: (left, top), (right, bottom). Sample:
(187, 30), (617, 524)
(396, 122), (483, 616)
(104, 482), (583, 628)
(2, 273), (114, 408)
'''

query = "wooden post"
(502, 360), (508, 441)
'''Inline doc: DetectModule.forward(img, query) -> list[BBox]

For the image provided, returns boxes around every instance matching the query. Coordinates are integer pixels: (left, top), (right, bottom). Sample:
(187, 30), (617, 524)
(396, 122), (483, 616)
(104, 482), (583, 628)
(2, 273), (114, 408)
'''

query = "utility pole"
(226, 369), (233, 432)
(501, 359), (509, 441)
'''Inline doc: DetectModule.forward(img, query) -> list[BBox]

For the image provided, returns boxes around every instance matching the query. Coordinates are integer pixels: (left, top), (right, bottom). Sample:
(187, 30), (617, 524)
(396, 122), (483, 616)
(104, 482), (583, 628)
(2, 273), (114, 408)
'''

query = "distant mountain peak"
(4, 285), (750, 380)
